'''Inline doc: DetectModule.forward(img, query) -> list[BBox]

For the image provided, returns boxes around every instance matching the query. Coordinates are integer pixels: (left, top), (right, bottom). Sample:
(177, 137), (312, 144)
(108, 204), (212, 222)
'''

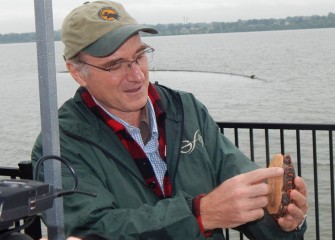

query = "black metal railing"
(217, 122), (335, 240)
(1, 122), (334, 240)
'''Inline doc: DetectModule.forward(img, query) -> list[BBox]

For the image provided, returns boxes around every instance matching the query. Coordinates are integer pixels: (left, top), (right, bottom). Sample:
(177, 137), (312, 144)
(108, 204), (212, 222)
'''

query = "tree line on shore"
(1, 12), (334, 44)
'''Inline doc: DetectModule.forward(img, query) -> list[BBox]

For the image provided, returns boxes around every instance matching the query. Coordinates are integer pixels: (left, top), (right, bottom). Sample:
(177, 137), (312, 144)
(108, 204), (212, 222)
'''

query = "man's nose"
(125, 61), (144, 80)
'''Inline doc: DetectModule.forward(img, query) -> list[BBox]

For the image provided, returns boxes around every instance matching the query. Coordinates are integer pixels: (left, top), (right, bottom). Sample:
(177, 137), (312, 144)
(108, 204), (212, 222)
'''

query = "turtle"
(267, 154), (296, 219)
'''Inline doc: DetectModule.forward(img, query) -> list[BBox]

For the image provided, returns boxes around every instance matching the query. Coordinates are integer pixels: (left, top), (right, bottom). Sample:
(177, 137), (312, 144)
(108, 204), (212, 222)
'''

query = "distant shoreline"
(1, 12), (334, 44)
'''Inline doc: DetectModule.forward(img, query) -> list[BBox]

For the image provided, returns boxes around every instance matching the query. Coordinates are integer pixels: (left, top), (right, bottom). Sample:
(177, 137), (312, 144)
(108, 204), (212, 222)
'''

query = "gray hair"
(68, 52), (90, 78)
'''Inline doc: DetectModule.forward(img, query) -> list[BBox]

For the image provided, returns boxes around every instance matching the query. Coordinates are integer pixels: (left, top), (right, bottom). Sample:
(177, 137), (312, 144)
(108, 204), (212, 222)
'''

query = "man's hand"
(277, 176), (308, 231)
(200, 167), (284, 230)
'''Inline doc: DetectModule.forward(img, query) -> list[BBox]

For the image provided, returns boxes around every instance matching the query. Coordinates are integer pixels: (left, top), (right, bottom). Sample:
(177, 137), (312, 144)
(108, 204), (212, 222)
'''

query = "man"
(32, 1), (308, 239)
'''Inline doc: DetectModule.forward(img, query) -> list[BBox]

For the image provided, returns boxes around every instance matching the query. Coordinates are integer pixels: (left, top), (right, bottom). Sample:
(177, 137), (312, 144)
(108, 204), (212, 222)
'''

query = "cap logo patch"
(98, 7), (121, 21)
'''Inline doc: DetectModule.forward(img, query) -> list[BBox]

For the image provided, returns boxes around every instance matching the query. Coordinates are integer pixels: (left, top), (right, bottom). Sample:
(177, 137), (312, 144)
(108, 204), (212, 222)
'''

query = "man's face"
(73, 34), (150, 116)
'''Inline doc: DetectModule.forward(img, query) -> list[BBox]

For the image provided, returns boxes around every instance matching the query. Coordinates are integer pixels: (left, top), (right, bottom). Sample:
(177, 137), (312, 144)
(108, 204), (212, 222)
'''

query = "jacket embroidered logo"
(181, 129), (204, 154)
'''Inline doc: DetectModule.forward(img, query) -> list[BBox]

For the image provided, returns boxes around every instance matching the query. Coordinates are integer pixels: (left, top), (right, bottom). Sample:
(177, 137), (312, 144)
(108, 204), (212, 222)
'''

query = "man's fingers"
(291, 176), (308, 214)
(277, 216), (296, 231)
(287, 203), (305, 221)
(242, 167), (284, 185)
(294, 176), (308, 197)
(244, 195), (269, 210)
(291, 189), (308, 209)
(244, 208), (266, 222)
(247, 183), (270, 198)
(278, 203), (306, 232)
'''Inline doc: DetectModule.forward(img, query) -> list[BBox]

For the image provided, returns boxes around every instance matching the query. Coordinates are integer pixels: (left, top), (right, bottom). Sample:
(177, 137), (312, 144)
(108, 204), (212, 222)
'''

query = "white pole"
(34, 0), (65, 239)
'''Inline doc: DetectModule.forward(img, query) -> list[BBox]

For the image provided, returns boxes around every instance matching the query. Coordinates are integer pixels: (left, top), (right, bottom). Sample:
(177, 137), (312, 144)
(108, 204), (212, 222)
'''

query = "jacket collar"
(61, 84), (184, 189)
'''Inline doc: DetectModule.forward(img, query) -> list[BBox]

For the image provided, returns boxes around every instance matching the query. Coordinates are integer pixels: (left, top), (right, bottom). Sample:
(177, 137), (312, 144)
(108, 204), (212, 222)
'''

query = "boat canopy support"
(34, 0), (65, 239)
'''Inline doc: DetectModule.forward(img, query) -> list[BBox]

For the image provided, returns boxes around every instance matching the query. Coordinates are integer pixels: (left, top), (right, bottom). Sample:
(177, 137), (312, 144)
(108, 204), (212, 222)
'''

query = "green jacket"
(32, 83), (306, 239)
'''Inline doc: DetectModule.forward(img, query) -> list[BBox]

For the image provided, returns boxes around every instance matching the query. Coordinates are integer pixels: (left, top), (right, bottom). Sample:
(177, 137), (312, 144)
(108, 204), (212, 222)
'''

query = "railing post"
(249, 128), (254, 162)
(34, 0), (65, 239)
(312, 130), (320, 240)
(18, 161), (34, 179)
(265, 128), (270, 166)
(329, 130), (334, 238)
(295, 130), (302, 176)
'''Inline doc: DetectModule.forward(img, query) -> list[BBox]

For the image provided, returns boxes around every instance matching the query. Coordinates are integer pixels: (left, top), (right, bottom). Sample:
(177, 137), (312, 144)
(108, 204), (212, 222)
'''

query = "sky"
(1, 0), (334, 34)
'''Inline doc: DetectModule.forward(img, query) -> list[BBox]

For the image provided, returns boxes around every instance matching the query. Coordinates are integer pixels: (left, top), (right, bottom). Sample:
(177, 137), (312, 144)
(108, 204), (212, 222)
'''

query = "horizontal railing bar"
(217, 122), (335, 131)
(0, 167), (20, 178)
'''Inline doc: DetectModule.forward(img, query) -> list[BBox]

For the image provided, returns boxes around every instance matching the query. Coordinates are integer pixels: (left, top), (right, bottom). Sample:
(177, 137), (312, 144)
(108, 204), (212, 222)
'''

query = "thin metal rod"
(280, 129), (285, 154)
(225, 229), (230, 240)
(34, 0), (65, 239)
(296, 130), (302, 176)
(249, 128), (254, 162)
(312, 130), (320, 240)
(234, 128), (239, 148)
(265, 129), (270, 166)
(329, 130), (334, 240)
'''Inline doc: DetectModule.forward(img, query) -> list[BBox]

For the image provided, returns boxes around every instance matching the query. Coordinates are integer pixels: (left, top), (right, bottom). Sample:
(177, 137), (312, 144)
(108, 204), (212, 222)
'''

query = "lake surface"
(0, 28), (334, 239)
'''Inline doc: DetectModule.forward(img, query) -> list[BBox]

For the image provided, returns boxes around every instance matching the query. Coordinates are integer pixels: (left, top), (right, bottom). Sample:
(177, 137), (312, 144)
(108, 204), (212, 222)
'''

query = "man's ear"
(66, 61), (88, 87)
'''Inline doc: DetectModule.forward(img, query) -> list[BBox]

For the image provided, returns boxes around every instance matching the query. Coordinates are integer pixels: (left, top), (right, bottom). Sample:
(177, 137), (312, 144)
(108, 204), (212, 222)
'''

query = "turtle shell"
(267, 154), (295, 218)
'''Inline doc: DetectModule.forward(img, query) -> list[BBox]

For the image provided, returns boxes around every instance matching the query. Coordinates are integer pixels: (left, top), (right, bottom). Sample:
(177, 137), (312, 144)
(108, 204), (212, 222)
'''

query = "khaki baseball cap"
(62, 1), (158, 60)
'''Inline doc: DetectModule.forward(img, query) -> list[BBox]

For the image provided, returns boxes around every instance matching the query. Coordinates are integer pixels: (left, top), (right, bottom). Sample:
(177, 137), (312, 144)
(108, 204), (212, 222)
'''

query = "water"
(0, 28), (334, 239)
(147, 29), (335, 124)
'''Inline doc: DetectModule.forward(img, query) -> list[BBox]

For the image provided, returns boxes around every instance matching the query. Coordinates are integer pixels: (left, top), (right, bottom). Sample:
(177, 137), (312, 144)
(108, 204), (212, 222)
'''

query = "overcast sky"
(1, 0), (334, 34)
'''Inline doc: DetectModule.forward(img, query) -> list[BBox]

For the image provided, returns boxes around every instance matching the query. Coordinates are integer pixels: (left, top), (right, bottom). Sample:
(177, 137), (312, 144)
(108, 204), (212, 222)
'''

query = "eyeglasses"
(79, 47), (154, 77)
